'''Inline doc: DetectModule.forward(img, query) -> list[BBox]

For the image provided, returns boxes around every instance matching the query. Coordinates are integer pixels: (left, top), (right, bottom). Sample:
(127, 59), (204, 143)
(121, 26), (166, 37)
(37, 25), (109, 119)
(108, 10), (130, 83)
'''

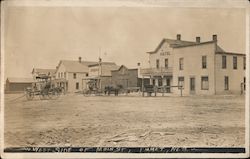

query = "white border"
(1, 0), (249, 158)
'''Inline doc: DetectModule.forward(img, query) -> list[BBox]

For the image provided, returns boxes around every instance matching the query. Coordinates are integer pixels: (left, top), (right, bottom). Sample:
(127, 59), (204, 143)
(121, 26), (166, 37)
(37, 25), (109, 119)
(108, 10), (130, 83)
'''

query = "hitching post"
(142, 76), (144, 97)
(180, 86), (183, 97)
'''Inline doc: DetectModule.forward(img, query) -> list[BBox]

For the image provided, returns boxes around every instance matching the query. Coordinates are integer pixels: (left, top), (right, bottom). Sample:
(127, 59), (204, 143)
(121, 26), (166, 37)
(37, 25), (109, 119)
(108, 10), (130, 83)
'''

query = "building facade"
(111, 65), (150, 89)
(5, 77), (34, 93)
(141, 34), (245, 95)
(85, 62), (120, 90)
(31, 68), (56, 80)
(55, 58), (97, 93)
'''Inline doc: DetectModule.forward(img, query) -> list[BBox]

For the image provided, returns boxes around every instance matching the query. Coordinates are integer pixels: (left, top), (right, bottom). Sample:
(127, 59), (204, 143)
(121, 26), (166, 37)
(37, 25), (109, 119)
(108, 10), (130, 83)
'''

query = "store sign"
(160, 51), (170, 56)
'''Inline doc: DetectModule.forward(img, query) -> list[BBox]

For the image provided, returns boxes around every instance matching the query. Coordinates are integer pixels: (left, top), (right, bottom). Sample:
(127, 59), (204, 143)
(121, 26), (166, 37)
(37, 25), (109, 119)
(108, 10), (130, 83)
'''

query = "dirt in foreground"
(4, 93), (245, 147)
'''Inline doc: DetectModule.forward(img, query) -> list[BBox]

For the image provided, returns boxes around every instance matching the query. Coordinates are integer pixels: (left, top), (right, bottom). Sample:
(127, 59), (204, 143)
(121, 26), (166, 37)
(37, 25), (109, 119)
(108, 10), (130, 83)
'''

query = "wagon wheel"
(39, 92), (46, 100)
(25, 91), (34, 100)
(83, 90), (90, 96)
(48, 89), (60, 99)
(39, 90), (49, 100)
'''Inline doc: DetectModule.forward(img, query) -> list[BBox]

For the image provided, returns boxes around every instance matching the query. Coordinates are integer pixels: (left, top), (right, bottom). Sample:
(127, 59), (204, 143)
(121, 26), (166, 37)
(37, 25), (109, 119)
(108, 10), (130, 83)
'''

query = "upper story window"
(156, 59), (159, 69)
(243, 56), (246, 70)
(233, 56), (237, 69)
(86, 73), (89, 77)
(58, 73), (60, 78)
(202, 56), (207, 69)
(64, 72), (66, 78)
(73, 73), (77, 79)
(179, 58), (184, 70)
(165, 58), (168, 68)
(222, 55), (227, 69)
(61, 72), (63, 78)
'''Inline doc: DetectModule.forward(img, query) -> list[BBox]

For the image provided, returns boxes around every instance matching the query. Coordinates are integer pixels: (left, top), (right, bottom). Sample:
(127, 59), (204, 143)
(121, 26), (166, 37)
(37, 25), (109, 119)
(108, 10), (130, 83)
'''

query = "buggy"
(25, 75), (64, 100)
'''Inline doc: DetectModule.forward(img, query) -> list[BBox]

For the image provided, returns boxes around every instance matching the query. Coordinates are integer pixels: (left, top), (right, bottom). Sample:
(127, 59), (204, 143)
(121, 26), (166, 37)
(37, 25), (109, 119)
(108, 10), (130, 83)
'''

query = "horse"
(104, 84), (123, 96)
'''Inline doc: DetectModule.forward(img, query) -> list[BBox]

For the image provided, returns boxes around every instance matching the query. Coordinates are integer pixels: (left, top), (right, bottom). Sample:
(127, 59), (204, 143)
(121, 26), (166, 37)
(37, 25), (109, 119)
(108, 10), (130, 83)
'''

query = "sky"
(3, 6), (246, 79)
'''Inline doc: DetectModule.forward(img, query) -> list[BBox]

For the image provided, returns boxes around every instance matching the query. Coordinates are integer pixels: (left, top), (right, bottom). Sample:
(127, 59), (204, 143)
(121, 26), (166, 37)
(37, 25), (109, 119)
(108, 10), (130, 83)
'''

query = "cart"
(25, 75), (64, 100)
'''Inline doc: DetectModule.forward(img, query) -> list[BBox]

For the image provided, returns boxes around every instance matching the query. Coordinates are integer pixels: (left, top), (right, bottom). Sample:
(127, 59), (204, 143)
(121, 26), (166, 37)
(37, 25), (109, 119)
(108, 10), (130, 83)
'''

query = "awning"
(82, 76), (101, 80)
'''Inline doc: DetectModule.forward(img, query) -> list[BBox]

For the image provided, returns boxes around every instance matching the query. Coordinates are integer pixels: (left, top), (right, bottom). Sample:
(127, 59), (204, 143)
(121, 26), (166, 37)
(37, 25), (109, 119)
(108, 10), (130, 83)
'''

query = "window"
(73, 73), (76, 79)
(61, 72), (63, 78)
(179, 58), (184, 70)
(165, 58), (168, 68)
(202, 56), (207, 69)
(86, 73), (89, 77)
(233, 56), (237, 69)
(76, 82), (79, 90)
(222, 55), (227, 69)
(224, 76), (229, 90)
(156, 59), (159, 69)
(64, 72), (66, 78)
(178, 77), (184, 89)
(201, 76), (209, 90)
(58, 73), (60, 78)
(243, 57), (246, 70)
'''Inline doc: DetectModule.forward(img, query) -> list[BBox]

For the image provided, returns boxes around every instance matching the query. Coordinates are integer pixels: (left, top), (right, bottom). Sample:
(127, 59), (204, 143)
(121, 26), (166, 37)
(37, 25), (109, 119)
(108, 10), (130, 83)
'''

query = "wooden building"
(5, 77), (34, 93)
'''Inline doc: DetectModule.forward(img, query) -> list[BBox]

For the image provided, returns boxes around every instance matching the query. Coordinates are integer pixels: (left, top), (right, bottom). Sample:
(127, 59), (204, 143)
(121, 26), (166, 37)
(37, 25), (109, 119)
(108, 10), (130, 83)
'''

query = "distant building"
(111, 65), (150, 89)
(85, 61), (120, 90)
(55, 57), (97, 92)
(5, 77), (34, 93)
(32, 68), (56, 80)
(141, 34), (245, 95)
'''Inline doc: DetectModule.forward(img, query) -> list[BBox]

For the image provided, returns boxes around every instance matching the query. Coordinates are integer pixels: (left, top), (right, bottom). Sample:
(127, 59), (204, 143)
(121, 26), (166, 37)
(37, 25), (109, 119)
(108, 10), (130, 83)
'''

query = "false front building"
(141, 34), (246, 95)
(84, 61), (120, 90)
(111, 65), (150, 90)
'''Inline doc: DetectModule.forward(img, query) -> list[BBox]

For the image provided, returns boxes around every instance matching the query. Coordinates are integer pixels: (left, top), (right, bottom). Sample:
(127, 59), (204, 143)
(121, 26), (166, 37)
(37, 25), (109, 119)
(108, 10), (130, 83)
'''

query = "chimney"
(196, 37), (200, 43)
(78, 57), (82, 63)
(212, 34), (217, 41)
(177, 34), (181, 40)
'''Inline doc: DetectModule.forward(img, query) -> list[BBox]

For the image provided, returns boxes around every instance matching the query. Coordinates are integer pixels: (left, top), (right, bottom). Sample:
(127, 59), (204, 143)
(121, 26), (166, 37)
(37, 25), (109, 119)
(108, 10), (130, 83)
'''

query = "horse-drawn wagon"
(25, 75), (64, 100)
(82, 77), (123, 96)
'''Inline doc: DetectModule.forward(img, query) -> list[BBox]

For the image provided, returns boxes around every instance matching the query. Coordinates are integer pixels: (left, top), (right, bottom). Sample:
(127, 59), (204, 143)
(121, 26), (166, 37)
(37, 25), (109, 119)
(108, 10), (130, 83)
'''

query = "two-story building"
(141, 34), (245, 95)
(85, 60), (120, 90)
(31, 68), (56, 80)
(55, 57), (97, 92)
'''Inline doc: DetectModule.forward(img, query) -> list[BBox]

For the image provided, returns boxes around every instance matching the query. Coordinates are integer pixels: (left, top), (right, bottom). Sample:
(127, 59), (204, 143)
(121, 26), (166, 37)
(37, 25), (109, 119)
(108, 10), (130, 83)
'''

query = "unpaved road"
(4, 93), (245, 147)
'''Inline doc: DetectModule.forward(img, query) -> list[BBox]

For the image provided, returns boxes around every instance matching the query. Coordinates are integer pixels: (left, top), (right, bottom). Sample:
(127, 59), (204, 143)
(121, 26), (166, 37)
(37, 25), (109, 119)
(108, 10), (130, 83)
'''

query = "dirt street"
(4, 93), (245, 147)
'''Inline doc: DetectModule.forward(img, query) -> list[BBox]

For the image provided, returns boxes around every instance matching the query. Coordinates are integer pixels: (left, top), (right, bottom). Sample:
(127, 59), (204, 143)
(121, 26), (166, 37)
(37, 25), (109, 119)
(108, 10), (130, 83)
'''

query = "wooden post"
(162, 87), (164, 96)
(180, 86), (183, 97)
(142, 76), (144, 97)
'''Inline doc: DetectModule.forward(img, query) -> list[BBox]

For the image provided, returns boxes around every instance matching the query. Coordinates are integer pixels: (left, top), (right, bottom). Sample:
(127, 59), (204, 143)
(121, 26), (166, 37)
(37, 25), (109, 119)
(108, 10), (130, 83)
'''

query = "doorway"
(166, 78), (171, 93)
(190, 77), (195, 94)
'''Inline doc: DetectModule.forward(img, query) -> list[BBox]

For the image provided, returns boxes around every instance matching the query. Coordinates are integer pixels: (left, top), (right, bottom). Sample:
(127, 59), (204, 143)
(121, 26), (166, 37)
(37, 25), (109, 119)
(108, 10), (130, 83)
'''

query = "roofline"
(67, 71), (88, 73)
(215, 52), (246, 56)
(172, 41), (216, 48)
(88, 62), (116, 67)
(146, 38), (196, 54)
(146, 38), (166, 54)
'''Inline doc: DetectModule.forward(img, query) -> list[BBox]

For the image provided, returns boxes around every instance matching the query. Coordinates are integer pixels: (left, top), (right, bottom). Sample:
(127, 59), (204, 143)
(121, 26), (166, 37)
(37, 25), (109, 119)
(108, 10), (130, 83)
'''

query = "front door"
(190, 77), (195, 94)
(166, 78), (171, 93)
